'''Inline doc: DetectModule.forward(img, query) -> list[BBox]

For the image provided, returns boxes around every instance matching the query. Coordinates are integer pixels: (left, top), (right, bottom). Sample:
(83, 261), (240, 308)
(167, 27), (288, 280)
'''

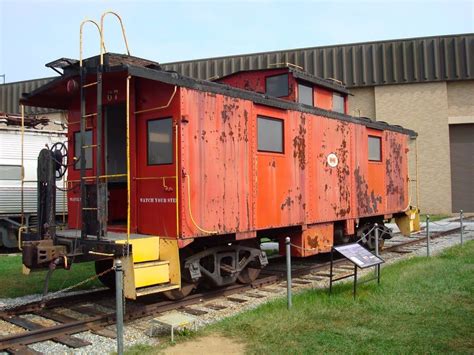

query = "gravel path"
(1, 221), (472, 354)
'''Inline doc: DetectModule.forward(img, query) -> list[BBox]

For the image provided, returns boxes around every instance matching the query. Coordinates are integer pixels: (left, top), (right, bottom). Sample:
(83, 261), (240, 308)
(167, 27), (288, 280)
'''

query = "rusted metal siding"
(163, 34), (474, 87)
(180, 89), (254, 237)
(178, 85), (410, 240)
(0, 77), (56, 114)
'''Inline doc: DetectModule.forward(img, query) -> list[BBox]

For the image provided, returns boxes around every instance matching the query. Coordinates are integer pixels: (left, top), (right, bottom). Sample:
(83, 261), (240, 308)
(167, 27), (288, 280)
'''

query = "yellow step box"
(395, 207), (421, 237)
(116, 237), (160, 263)
(134, 260), (170, 288)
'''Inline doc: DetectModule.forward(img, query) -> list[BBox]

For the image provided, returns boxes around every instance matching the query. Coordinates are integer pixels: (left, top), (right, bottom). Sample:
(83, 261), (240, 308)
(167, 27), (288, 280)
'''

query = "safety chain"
(428, 221), (462, 227)
(0, 266), (115, 313)
(42, 266), (115, 301)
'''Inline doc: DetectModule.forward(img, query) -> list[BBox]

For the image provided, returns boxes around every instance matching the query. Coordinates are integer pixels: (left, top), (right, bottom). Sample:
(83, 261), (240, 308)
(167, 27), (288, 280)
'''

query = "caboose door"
(136, 115), (177, 237)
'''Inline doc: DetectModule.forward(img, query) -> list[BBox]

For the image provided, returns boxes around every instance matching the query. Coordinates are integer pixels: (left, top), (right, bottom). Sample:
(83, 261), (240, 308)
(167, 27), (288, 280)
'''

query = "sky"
(0, 0), (473, 83)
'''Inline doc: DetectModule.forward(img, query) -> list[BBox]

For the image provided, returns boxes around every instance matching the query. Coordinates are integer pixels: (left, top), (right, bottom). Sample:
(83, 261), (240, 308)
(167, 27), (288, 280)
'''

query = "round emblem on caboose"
(327, 153), (338, 168)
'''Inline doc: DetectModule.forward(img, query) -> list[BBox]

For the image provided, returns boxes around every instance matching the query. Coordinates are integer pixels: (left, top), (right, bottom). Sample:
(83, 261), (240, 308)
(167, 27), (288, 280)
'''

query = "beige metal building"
(162, 34), (474, 214)
(1, 34), (473, 213)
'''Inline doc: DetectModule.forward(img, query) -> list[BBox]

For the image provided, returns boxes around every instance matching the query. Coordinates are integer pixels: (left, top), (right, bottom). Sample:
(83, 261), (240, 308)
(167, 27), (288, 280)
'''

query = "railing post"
(460, 210), (464, 246)
(374, 223), (379, 278)
(115, 259), (124, 355)
(426, 215), (430, 257)
(285, 237), (292, 310)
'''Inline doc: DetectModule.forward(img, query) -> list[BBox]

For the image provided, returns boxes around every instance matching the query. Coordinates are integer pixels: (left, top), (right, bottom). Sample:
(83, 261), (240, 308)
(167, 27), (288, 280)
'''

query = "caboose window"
(265, 74), (289, 98)
(368, 136), (382, 161)
(298, 83), (313, 106)
(74, 130), (92, 170)
(333, 93), (345, 113)
(147, 117), (173, 165)
(258, 116), (283, 153)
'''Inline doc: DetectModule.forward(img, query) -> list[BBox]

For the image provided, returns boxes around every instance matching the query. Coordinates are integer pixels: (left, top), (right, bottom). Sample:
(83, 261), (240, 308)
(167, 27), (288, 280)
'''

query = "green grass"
(420, 214), (451, 222)
(129, 241), (474, 354)
(209, 241), (474, 354)
(0, 256), (102, 298)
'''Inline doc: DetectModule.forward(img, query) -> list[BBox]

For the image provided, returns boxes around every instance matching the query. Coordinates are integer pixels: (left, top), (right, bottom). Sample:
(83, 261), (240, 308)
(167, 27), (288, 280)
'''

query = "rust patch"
(221, 99), (239, 123)
(333, 122), (351, 217)
(307, 236), (319, 249)
(370, 190), (382, 212)
(385, 134), (404, 204)
(292, 113), (306, 170)
(355, 166), (373, 215)
(242, 109), (249, 142)
(280, 196), (294, 210)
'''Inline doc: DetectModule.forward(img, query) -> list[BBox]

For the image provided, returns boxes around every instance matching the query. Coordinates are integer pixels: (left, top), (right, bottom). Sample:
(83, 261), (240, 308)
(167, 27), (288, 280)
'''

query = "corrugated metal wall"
(163, 34), (474, 87)
(0, 77), (56, 114)
(1, 34), (472, 115)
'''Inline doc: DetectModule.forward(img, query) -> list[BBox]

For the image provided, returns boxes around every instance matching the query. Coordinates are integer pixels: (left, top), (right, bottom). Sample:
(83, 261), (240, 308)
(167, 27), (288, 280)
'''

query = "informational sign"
(334, 243), (384, 269)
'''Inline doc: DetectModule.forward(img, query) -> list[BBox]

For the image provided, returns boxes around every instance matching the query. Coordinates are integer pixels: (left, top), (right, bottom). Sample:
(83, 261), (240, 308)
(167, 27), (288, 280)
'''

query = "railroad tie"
(6, 345), (43, 355)
(69, 305), (108, 317)
(244, 293), (266, 299)
(226, 297), (248, 303)
(179, 307), (208, 316)
(203, 303), (227, 311)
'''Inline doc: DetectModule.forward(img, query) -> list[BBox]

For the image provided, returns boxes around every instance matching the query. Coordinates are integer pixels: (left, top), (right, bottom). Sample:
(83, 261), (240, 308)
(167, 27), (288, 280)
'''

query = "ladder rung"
(82, 144), (98, 149)
(82, 81), (98, 88)
(83, 113), (97, 118)
(82, 207), (98, 210)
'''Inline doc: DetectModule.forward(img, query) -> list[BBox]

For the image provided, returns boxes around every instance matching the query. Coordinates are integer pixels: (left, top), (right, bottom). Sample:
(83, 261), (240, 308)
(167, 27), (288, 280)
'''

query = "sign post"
(329, 243), (384, 299)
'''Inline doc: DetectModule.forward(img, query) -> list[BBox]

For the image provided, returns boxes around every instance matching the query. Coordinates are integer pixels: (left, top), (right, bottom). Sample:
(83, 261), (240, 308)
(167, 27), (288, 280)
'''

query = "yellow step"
(116, 237), (160, 263)
(134, 260), (170, 288)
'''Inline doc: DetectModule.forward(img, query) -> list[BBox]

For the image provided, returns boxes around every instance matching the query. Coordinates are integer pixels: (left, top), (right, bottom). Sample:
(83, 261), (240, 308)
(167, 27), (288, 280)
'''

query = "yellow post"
(20, 104), (25, 227)
(175, 126), (179, 238)
(126, 76), (131, 251)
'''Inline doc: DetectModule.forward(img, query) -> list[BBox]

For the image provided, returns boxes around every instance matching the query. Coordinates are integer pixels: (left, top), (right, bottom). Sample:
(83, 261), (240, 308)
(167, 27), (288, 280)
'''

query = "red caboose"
(19, 45), (417, 299)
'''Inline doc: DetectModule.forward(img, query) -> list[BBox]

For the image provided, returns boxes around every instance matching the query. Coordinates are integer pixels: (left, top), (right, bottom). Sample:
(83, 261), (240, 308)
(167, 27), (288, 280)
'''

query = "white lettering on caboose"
(139, 197), (176, 204)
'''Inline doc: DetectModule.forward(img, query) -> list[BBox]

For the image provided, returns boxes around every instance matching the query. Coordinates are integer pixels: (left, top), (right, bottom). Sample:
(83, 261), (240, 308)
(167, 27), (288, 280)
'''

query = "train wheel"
(95, 259), (115, 289)
(162, 281), (196, 300)
(366, 235), (385, 250)
(237, 266), (261, 284)
(0, 226), (18, 249)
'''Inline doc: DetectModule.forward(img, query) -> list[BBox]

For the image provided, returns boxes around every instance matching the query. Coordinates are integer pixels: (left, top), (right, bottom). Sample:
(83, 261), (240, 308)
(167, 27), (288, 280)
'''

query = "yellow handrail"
(100, 11), (130, 66)
(126, 75), (131, 251)
(134, 86), (177, 115)
(185, 173), (217, 235)
(79, 19), (106, 68)
(20, 104), (25, 227)
(18, 226), (27, 251)
(175, 126), (179, 238)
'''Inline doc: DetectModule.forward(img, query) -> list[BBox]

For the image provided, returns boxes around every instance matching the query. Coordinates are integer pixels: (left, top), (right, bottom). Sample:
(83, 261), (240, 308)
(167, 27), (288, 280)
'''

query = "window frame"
(265, 73), (289, 98)
(257, 115), (285, 154)
(146, 117), (174, 166)
(74, 130), (93, 170)
(368, 135), (382, 162)
(332, 92), (345, 113)
(297, 82), (314, 106)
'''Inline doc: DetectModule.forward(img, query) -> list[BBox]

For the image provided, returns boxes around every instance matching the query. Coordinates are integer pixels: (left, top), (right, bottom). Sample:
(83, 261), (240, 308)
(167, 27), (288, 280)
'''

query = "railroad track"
(0, 226), (464, 354)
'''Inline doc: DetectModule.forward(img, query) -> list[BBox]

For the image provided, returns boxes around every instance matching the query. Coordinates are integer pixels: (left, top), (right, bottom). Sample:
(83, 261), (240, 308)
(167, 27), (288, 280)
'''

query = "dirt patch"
(163, 334), (245, 355)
